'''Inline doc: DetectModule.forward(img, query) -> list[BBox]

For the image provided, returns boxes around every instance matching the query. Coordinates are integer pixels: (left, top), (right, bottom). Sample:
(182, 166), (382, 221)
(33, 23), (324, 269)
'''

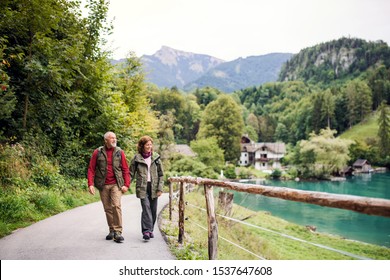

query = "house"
(340, 166), (354, 176)
(352, 159), (373, 173)
(239, 135), (286, 170)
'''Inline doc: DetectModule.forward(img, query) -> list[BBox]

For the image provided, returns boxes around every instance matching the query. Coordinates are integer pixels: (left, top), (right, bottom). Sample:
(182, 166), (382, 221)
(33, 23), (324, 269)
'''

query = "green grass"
(0, 178), (101, 238)
(339, 111), (379, 142)
(160, 189), (390, 260)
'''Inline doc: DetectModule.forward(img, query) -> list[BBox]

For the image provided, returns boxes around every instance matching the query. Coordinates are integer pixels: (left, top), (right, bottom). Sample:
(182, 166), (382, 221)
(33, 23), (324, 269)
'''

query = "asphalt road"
(0, 193), (175, 260)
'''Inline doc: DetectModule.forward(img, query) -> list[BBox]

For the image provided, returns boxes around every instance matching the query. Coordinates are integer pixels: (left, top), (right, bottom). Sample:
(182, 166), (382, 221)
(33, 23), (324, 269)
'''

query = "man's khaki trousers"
(99, 184), (123, 233)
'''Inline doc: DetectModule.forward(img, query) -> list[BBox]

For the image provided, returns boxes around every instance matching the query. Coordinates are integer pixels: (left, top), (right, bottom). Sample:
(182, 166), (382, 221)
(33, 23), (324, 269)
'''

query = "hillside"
(140, 46), (225, 88)
(184, 53), (293, 93)
(278, 37), (390, 84)
(339, 111), (379, 143)
(124, 46), (292, 92)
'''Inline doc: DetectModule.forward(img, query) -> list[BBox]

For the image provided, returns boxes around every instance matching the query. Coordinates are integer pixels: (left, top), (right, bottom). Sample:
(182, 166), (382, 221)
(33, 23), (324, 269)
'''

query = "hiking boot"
(143, 232), (150, 240)
(114, 231), (124, 243)
(106, 231), (115, 240)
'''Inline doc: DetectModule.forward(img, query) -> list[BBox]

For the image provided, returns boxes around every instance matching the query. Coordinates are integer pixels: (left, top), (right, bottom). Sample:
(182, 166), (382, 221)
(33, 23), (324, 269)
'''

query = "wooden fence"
(168, 176), (390, 260)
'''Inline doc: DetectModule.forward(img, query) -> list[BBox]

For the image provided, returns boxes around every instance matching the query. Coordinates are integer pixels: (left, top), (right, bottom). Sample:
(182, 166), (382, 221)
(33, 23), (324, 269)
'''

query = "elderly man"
(87, 131), (130, 243)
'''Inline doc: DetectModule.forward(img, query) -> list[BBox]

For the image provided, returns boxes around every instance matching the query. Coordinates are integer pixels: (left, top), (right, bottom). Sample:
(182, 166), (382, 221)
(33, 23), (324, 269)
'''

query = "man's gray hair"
(104, 131), (115, 139)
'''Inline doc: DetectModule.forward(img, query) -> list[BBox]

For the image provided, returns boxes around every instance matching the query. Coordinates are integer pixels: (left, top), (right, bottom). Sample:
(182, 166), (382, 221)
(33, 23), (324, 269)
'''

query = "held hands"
(88, 185), (95, 195)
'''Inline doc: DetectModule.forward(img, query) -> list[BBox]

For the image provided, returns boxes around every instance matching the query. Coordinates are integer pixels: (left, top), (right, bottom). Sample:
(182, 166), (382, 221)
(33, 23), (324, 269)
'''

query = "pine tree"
(378, 101), (390, 157)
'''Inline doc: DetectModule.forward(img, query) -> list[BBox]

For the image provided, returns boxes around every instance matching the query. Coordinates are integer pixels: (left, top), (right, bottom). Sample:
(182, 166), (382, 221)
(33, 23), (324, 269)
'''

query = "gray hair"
(104, 131), (115, 140)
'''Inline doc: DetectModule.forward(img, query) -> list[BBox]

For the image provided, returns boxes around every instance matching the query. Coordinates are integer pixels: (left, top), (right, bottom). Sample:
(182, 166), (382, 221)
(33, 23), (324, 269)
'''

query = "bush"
(29, 190), (66, 215)
(271, 169), (282, 179)
(0, 195), (35, 223)
(0, 143), (30, 183)
(224, 164), (237, 179)
(170, 156), (219, 178)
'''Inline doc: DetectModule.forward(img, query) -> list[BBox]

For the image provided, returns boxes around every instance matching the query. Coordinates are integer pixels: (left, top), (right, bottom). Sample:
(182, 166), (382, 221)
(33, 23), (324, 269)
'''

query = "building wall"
(239, 152), (249, 166)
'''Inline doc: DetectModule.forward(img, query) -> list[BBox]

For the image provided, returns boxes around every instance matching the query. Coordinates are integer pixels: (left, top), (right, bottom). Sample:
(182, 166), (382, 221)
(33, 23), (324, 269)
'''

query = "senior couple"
(87, 132), (163, 242)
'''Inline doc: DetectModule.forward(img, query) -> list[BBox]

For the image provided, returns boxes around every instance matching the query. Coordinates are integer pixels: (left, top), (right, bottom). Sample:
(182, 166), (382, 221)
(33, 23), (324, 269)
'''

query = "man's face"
(105, 133), (117, 148)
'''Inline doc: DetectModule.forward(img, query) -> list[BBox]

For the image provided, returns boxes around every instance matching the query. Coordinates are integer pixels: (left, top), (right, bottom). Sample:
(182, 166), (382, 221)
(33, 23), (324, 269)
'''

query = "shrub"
(271, 168), (282, 179)
(29, 190), (66, 215)
(0, 195), (35, 223)
(0, 143), (30, 183)
(224, 164), (237, 179)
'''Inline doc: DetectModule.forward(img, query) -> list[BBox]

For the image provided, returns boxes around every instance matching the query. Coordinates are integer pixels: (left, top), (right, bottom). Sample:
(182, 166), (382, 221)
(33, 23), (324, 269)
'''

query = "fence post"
(169, 181), (173, 221)
(204, 184), (218, 260)
(178, 182), (185, 244)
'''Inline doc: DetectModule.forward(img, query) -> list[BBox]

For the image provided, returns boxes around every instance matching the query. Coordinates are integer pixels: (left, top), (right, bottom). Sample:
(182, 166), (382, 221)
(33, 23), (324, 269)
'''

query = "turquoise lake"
(230, 172), (390, 247)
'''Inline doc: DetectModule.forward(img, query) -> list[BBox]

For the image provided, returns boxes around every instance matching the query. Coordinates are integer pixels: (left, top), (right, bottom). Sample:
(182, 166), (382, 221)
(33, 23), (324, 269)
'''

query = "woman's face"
(144, 140), (153, 153)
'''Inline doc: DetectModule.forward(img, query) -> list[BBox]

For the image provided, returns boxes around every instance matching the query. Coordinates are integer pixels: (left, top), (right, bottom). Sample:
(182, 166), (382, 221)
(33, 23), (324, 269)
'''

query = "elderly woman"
(130, 136), (164, 240)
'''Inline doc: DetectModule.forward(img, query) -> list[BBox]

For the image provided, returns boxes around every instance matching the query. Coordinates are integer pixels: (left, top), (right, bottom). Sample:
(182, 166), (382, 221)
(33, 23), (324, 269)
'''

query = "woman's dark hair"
(137, 135), (153, 154)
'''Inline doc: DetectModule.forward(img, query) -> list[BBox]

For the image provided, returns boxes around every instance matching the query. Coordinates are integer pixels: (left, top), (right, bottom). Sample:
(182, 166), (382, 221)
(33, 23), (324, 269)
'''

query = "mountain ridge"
(184, 52), (293, 92)
(141, 46), (225, 89)
(138, 46), (293, 92)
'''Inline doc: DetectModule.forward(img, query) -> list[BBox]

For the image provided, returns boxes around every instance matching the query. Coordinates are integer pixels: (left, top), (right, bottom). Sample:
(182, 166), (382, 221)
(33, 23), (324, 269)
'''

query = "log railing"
(167, 176), (390, 260)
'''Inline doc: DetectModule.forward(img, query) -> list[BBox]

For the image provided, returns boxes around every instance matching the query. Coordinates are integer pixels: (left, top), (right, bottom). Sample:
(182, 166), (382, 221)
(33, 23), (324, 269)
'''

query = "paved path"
(0, 193), (175, 260)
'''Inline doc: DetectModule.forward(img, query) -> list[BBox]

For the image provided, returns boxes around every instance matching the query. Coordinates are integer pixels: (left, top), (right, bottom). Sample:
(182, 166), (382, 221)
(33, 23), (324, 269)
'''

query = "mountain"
(140, 46), (225, 88)
(184, 53), (293, 92)
(278, 37), (390, 84)
(139, 46), (293, 92)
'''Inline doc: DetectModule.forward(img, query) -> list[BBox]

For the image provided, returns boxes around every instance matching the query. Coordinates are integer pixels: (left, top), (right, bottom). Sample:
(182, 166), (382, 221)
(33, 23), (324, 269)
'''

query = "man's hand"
(121, 186), (128, 194)
(88, 185), (95, 195)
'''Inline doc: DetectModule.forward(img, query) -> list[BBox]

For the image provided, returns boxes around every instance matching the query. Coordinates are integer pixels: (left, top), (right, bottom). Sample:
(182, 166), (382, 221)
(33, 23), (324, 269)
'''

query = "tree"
(246, 113), (260, 136)
(0, 38), (17, 140)
(156, 110), (175, 159)
(321, 89), (336, 128)
(368, 65), (390, 109)
(0, 0), (156, 177)
(113, 52), (158, 150)
(299, 128), (354, 178)
(378, 101), (390, 157)
(180, 95), (201, 142)
(274, 123), (289, 142)
(197, 95), (244, 162)
(344, 79), (373, 127)
(190, 137), (225, 173)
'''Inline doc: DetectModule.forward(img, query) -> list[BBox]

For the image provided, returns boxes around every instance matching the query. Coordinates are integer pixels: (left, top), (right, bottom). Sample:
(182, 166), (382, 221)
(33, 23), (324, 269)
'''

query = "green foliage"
(0, 37), (17, 140)
(377, 101), (390, 157)
(169, 156), (219, 179)
(190, 137), (225, 173)
(198, 95), (244, 162)
(298, 128), (354, 178)
(279, 37), (390, 85)
(270, 168), (282, 179)
(193, 87), (221, 108)
(149, 87), (201, 143)
(0, 194), (35, 223)
(343, 79), (373, 127)
(0, 143), (30, 183)
(224, 164), (237, 179)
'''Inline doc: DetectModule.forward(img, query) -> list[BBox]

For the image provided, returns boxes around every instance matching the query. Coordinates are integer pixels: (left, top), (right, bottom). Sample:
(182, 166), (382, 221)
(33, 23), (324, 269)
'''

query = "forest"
(1, 0), (390, 236)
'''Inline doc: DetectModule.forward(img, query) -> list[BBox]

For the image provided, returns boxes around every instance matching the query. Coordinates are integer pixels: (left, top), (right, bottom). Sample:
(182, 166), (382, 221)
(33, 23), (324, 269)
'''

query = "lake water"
(230, 172), (390, 247)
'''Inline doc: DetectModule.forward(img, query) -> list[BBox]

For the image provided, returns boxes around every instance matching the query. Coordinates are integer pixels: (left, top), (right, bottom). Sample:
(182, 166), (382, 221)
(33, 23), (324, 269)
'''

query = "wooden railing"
(168, 176), (390, 260)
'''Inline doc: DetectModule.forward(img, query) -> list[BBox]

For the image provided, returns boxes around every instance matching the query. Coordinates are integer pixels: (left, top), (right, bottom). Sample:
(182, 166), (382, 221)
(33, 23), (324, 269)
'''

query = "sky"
(102, 0), (390, 61)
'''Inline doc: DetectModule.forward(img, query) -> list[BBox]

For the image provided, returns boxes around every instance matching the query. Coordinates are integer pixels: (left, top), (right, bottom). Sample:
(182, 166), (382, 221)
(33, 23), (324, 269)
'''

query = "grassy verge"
(159, 188), (390, 260)
(0, 177), (100, 238)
